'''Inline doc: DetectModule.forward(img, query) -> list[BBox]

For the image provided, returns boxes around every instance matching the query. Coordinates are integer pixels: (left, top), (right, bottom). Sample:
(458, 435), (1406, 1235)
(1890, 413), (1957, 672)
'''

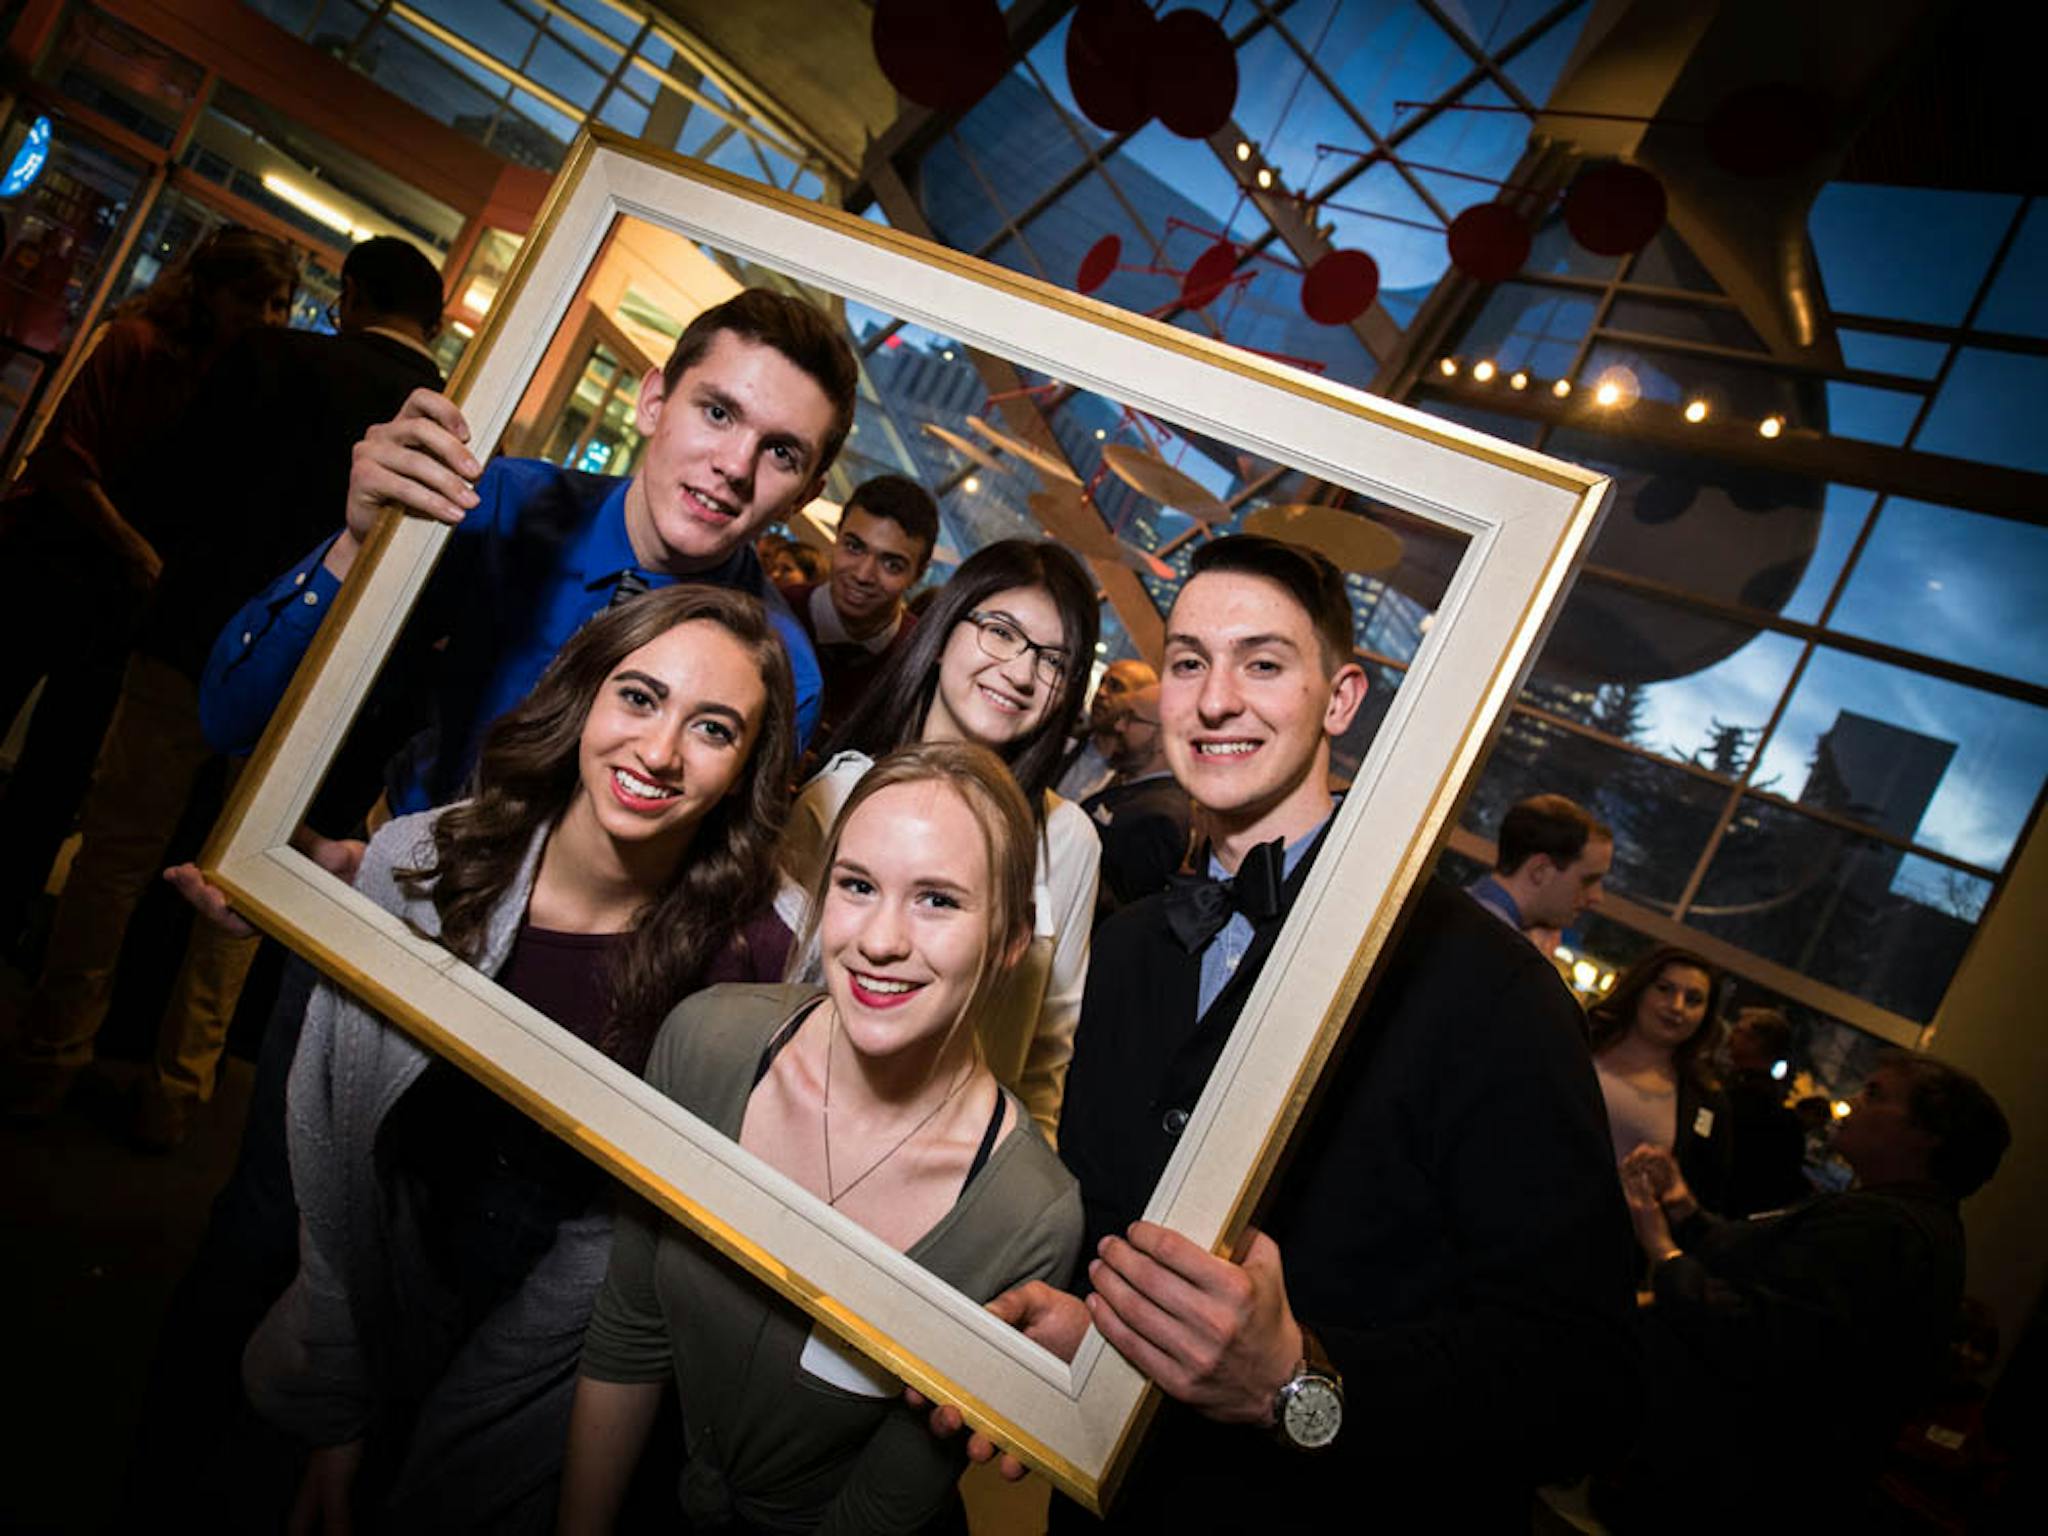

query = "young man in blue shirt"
(200, 286), (856, 813)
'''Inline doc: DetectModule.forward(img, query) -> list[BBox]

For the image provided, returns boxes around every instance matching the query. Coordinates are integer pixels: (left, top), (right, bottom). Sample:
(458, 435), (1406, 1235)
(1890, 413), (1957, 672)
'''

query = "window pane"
(1749, 649), (2048, 872)
(1781, 484), (1876, 623)
(1687, 798), (1986, 1022)
(1824, 380), (1921, 446)
(410, 0), (534, 64)
(1323, 1), (1471, 134)
(527, 33), (607, 112)
(1530, 621), (1808, 780)
(932, 73), (1092, 254)
(1460, 712), (1728, 911)
(1830, 498), (2048, 688)
(1974, 197), (2048, 339)
(1809, 184), (2020, 327)
(1836, 328), (1947, 380)
(562, 0), (642, 47)
(1400, 82), (1537, 224)
(1502, 0), (1591, 103)
(1460, 282), (1597, 377)
(1913, 349), (2048, 474)
(596, 86), (649, 137)
(41, 3), (206, 148)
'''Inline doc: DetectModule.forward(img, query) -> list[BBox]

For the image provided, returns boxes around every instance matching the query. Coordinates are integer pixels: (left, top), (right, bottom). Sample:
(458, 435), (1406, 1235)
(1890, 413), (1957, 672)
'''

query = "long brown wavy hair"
(397, 585), (796, 1070)
(1587, 945), (1725, 1091)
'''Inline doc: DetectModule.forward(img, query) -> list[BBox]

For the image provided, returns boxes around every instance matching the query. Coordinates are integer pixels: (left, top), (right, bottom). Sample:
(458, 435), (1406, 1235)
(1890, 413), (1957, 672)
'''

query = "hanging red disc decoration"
(873, 0), (1007, 115)
(1068, 0), (1157, 134)
(1180, 240), (1239, 309)
(1446, 202), (1531, 284)
(1562, 162), (1666, 256)
(1704, 83), (1832, 179)
(1144, 10), (1238, 139)
(1077, 234), (1122, 294)
(1300, 249), (1379, 326)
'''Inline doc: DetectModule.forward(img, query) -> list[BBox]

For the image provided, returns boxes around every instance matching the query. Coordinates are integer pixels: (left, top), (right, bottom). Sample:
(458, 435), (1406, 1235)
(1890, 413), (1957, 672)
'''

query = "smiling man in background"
(777, 473), (937, 751)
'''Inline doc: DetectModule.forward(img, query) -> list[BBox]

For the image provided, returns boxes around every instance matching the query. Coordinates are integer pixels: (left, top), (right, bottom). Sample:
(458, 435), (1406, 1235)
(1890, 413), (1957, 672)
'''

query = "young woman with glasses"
(778, 538), (1101, 1140)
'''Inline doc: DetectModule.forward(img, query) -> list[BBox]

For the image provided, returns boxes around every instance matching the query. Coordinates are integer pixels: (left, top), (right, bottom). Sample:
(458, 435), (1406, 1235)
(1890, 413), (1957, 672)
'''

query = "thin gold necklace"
(820, 1007), (973, 1209)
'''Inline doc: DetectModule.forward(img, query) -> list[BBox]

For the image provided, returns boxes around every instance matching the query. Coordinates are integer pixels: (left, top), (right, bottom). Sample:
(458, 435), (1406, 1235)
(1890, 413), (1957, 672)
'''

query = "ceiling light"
(1759, 414), (1784, 439)
(963, 475), (980, 493)
(1438, 356), (1459, 377)
(1594, 381), (1621, 406)
(1683, 399), (1709, 423)
(1552, 378), (1572, 398)
(261, 172), (355, 238)
(1509, 370), (1528, 390)
(1256, 167), (1274, 189)
(1094, 428), (1107, 439)
(1235, 140), (1252, 162)
(1471, 360), (1496, 383)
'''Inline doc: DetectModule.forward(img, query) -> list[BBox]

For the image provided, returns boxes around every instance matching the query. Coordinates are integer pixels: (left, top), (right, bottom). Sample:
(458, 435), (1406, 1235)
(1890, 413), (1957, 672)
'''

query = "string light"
(1509, 370), (1528, 390)
(1471, 359), (1496, 383)
(1552, 378), (1572, 398)
(1094, 428), (1107, 440)
(963, 475), (980, 493)
(1235, 140), (1252, 161)
(1594, 380), (1622, 406)
(1438, 356), (1459, 377)
(1256, 167), (1274, 189)
(1592, 366), (1639, 409)
(1683, 398), (1709, 423)
(1759, 414), (1784, 439)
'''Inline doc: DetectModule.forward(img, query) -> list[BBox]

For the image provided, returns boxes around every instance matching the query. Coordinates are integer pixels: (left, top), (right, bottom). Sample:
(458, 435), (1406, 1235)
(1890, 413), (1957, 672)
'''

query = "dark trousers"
(118, 954), (317, 1529)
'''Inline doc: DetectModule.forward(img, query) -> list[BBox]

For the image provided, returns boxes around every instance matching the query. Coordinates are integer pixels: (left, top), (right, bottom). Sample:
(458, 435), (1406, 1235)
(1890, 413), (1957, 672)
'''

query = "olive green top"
(582, 982), (1083, 1535)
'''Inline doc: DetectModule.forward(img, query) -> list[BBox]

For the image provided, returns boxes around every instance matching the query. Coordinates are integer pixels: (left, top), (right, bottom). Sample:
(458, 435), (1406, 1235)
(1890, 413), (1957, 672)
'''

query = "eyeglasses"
(965, 609), (1069, 686)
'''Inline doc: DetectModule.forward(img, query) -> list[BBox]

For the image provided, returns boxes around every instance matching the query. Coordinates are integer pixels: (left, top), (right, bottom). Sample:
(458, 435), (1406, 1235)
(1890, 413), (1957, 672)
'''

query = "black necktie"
(1163, 837), (1286, 953)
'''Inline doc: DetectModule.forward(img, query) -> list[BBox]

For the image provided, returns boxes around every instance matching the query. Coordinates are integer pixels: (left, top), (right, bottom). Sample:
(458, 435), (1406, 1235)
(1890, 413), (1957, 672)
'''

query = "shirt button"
(303, 591), (319, 605)
(1162, 1107), (1190, 1136)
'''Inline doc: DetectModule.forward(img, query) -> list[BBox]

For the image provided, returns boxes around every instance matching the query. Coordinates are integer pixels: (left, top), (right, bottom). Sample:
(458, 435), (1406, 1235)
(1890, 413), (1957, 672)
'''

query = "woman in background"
(779, 539), (1101, 1139)
(563, 742), (1083, 1535)
(1587, 945), (1733, 1216)
(243, 586), (795, 1533)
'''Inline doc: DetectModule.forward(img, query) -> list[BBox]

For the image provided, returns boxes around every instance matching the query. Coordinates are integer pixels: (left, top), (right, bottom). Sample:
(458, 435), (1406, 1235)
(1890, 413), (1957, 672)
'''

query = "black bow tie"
(1163, 837), (1286, 953)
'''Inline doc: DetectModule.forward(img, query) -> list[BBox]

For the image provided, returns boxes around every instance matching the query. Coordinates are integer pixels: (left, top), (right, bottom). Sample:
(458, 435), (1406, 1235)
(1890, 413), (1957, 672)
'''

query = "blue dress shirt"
(200, 458), (821, 815)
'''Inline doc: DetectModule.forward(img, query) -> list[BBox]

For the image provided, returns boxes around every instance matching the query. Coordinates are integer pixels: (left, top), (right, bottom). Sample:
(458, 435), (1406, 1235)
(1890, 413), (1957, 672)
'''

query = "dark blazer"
(140, 326), (444, 682)
(1079, 773), (1192, 918)
(1055, 871), (1641, 1530)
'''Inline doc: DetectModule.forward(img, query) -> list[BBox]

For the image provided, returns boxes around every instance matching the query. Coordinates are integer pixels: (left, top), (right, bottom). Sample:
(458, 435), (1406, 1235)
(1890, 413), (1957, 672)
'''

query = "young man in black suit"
(963, 535), (1639, 1528)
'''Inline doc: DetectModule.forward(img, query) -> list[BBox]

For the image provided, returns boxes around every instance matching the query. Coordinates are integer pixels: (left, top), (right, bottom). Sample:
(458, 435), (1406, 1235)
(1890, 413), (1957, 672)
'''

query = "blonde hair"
(791, 741), (1037, 1044)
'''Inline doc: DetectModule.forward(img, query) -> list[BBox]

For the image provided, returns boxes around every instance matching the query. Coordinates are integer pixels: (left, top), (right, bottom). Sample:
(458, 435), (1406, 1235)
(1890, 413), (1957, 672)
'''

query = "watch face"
(1283, 1377), (1342, 1449)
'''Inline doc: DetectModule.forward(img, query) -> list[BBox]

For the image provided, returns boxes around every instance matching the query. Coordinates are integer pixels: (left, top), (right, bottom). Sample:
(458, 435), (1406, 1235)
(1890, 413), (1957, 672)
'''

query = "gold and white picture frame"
(200, 128), (1610, 1513)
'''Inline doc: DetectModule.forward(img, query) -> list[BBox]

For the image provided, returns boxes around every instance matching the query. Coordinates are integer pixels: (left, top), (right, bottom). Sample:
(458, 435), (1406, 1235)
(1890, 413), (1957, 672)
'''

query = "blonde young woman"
(563, 742), (1083, 1535)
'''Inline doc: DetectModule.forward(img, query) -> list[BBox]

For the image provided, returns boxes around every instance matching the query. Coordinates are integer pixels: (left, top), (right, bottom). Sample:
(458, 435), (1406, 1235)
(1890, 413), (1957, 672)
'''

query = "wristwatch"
(1270, 1326), (1343, 1451)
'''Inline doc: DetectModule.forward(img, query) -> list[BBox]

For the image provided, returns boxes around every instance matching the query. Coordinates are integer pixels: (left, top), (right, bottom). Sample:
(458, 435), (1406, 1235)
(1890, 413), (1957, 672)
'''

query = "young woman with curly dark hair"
(243, 584), (796, 1532)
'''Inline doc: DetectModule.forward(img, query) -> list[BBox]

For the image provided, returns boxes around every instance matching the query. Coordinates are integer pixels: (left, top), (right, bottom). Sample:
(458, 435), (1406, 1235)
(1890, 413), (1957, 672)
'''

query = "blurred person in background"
(2, 237), (446, 1147)
(0, 226), (297, 958)
(1604, 1053), (2008, 1533)
(1718, 1006), (1812, 1216)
